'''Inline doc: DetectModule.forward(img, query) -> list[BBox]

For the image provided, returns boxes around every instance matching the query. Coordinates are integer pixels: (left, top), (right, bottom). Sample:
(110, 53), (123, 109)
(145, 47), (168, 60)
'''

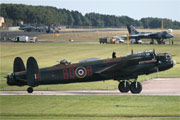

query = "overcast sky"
(1, 0), (180, 21)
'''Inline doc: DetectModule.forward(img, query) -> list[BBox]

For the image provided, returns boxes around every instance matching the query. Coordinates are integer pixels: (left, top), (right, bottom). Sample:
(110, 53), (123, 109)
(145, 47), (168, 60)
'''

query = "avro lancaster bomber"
(7, 50), (175, 94)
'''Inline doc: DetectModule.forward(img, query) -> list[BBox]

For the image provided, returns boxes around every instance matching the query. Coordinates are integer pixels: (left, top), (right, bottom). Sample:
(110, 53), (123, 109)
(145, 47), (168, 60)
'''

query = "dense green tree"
(0, 4), (180, 29)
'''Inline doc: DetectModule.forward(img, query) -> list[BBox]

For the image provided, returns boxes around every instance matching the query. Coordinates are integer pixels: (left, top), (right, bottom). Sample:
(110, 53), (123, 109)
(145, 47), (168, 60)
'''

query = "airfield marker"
(161, 19), (164, 31)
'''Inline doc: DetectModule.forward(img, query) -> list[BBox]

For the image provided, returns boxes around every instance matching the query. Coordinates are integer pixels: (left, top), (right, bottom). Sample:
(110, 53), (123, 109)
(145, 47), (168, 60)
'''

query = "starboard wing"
(95, 57), (141, 77)
(130, 32), (158, 38)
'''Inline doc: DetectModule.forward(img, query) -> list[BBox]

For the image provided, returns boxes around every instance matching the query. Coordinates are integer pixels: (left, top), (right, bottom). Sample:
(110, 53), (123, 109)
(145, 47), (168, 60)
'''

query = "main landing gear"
(118, 80), (142, 94)
(27, 87), (33, 93)
(118, 81), (130, 93)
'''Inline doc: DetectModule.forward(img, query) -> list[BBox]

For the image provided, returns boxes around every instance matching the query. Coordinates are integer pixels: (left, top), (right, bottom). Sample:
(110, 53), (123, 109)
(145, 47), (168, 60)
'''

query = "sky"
(1, 0), (180, 21)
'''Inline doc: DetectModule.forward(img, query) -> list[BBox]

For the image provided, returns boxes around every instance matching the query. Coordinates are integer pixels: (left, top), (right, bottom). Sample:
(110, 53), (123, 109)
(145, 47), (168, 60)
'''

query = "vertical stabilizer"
(27, 57), (40, 87)
(126, 24), (139, 35)
(13, 57), (25, 73)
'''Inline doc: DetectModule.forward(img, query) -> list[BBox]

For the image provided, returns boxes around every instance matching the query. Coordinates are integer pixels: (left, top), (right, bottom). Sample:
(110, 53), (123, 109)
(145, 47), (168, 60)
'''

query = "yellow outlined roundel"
(75, 67), (87, 78)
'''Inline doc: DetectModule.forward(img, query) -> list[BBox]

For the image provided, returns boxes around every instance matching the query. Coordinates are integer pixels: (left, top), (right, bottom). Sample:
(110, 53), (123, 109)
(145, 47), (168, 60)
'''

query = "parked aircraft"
(18, 23), (60, 33)
(126, 24), (174, 44)
(6, 50), (175, 94)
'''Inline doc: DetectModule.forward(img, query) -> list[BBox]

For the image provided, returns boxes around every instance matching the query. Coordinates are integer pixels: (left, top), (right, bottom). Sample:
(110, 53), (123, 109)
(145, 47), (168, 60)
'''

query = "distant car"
(99, 37), (124, 44)
(11, 36), (37, 43)
(11, 36), (29, 42)
(130, 39), (142, 44)
(99, 37), (108, 44)
(116, 38), (125, 43)
(29, 37), (37, 43)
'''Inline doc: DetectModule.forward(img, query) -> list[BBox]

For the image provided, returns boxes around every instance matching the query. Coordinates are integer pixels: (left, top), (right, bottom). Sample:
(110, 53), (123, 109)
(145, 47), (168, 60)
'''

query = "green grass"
(0, 95), (179, 120)
(0, 42), (180, 91)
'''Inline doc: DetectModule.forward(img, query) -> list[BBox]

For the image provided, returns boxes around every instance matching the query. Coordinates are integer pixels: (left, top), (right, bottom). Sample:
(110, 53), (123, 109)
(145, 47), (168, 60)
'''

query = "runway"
(0, 78), (180, 96)
(0, 29), (123, 39)
(1, 31), (179, 45)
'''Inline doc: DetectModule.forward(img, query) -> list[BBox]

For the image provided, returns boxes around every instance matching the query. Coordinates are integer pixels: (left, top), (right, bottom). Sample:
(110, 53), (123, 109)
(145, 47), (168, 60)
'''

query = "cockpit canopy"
(132, 50), (157, 57)
(79, 58), (101, 63)
(60, 59), (71, 65)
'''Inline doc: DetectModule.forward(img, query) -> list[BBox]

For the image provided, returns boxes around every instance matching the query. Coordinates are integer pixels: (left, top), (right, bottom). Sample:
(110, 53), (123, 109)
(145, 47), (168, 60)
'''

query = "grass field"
(0, 95), (179, 120)
(0, 42), (180, 91)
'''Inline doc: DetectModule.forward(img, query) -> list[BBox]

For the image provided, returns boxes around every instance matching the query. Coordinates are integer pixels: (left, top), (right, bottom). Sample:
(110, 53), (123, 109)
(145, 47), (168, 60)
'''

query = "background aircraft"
(18, 22), (60, 33)
(6, 50), (175, 94)
(126, 24), (174, 44)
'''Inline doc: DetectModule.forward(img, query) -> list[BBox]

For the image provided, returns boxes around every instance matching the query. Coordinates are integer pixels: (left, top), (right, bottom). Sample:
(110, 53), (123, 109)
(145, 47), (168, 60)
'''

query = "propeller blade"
(152, 50), (160, 64)
(156, 67), (159, 78)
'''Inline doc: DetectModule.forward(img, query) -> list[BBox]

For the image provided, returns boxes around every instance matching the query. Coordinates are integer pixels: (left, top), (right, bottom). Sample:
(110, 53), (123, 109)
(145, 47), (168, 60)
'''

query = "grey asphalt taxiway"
(0, 28), (123, 39)
(0, 78), (179, 95)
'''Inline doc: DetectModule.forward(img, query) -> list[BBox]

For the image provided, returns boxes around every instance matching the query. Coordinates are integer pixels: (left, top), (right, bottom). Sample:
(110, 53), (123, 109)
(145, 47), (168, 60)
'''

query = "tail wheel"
(27, 87), (33, 93)
(130, 82), (142, 94)
(118, 81), (130, 93)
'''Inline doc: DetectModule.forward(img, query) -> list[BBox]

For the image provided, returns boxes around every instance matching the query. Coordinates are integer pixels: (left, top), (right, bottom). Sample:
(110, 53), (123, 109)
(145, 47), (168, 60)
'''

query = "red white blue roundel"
(75, 67), (87, 78)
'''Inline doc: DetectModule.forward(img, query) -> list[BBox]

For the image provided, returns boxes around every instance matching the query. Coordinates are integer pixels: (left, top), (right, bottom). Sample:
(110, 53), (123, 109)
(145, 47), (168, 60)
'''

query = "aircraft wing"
(119, 35), (127, 38)
(95, 57), (141, 77)
(129, 32), (158, 38)
(118, 32), (158, 40)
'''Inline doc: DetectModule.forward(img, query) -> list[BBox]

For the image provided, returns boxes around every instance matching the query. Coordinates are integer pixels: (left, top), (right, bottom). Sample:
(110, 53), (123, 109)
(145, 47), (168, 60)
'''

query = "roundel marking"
(75, 67), (87, 78)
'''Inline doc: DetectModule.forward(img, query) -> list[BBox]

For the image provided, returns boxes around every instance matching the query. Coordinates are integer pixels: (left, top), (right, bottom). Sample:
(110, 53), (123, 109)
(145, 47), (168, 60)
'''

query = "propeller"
(152, 49), (159, 64)
(156, 67), (159, 78)
(152, 50), (160, 77)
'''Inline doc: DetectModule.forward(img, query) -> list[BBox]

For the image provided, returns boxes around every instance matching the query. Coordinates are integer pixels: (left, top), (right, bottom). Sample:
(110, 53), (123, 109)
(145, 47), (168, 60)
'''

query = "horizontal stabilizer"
(13, 57), (25, 73)
(27, 57), (39, 87)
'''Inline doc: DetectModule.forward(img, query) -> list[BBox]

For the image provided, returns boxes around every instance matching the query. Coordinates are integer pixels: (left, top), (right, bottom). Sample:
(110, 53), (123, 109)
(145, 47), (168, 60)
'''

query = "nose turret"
(172, 60), (176, 67)
(157, 53), (175, 72)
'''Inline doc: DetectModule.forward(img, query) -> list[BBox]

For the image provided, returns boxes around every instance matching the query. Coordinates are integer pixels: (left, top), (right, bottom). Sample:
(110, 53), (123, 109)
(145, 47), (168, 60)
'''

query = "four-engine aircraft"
(126, 24), (174, 44)
(7, 50), (175, 94)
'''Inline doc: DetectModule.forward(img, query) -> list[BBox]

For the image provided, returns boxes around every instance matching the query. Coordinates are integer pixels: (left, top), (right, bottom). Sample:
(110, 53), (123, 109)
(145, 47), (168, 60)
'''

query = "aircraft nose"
(166, 33), (174, 38)
(172, 60), (176, 67)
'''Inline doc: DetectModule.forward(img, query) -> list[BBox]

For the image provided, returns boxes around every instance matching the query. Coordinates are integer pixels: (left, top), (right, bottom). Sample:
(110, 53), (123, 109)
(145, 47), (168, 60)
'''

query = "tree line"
(0, 4), (180, 29)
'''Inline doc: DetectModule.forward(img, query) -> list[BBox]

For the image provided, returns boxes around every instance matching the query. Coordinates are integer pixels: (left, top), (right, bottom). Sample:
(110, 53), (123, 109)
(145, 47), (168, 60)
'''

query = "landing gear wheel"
(150, 41), (154, 44)
(27, 87), (33, 93)
(118, 81), (130, 93)
(130, 82), (142, 94)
